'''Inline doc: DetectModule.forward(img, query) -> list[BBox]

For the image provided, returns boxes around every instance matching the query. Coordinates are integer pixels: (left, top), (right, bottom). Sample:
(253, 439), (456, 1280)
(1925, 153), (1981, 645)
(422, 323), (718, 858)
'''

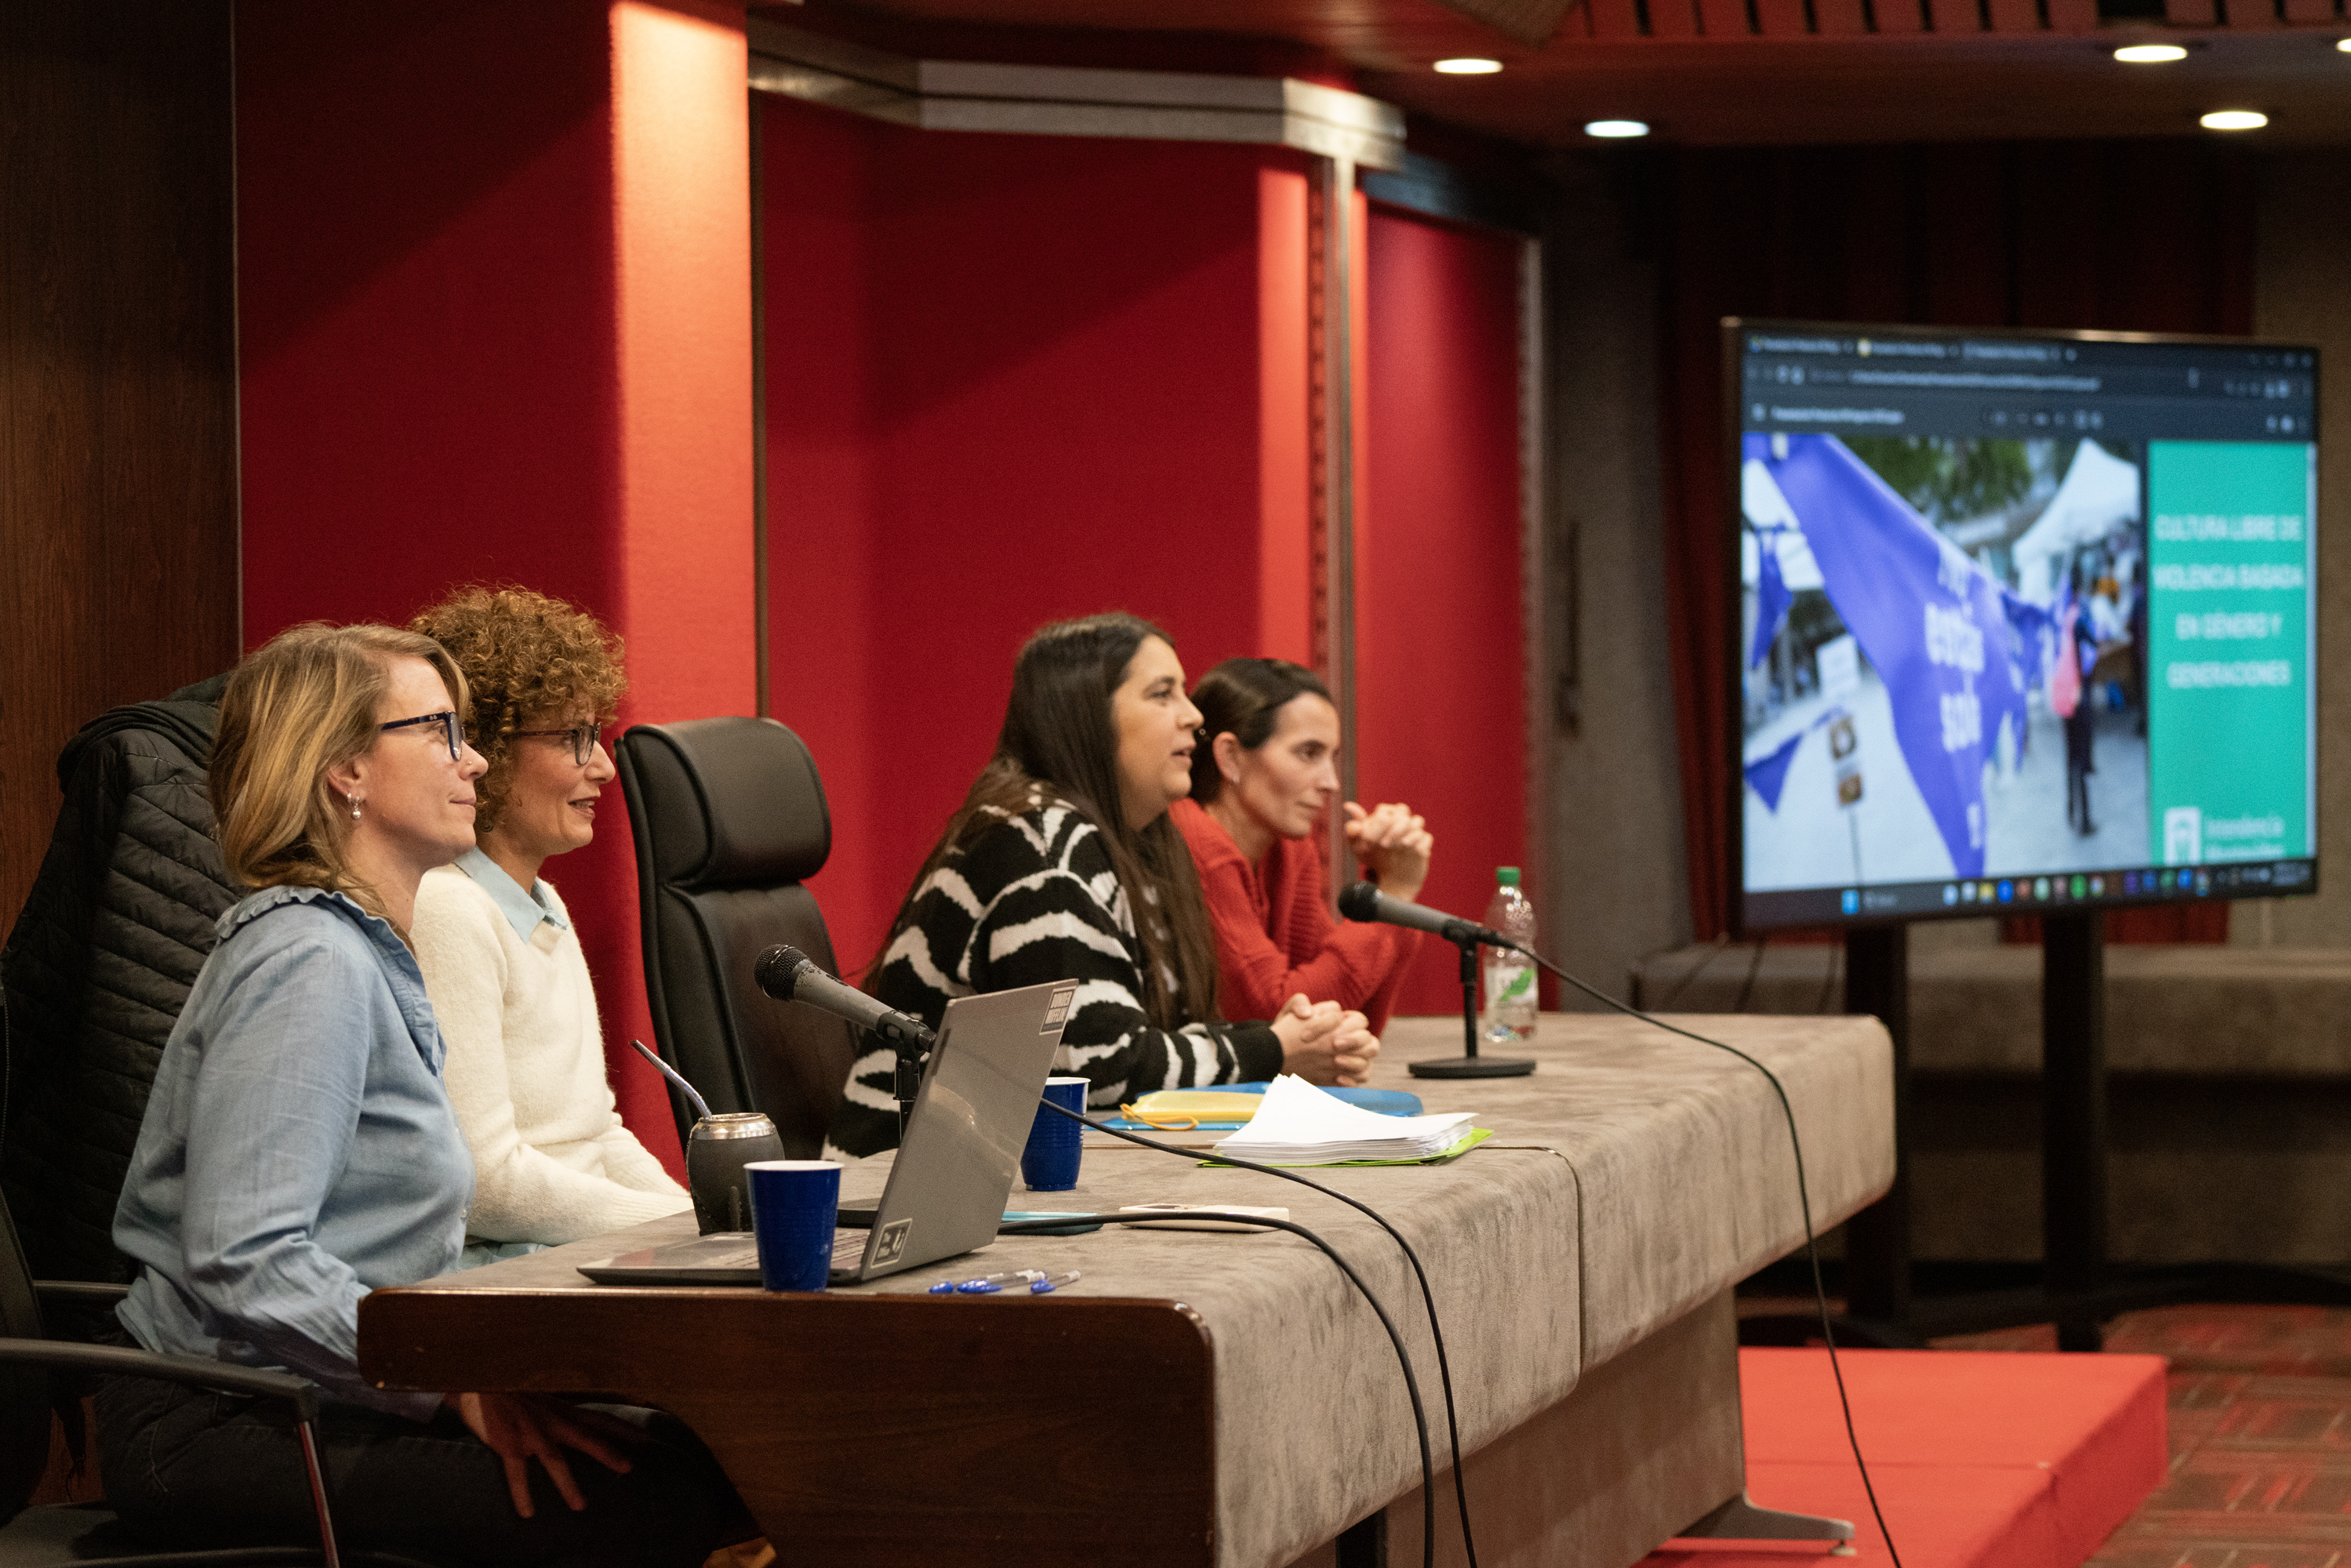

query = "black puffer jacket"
(1, 675), (234, 1289)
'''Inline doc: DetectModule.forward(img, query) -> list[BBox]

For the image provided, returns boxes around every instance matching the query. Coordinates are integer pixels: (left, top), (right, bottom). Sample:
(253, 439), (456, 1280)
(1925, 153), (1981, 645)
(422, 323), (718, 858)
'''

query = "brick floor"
(1936, 1305), (2351, 1568)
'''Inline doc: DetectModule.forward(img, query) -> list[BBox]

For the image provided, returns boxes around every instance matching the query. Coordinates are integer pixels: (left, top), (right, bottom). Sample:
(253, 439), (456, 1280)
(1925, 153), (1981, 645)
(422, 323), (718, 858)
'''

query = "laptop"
(578, 978), (1077, 1287)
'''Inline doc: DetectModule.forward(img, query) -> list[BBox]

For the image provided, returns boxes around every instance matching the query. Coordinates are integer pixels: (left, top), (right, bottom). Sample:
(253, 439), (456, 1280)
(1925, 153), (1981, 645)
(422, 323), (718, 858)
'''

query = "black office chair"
(0, 676), (238, 1310)
(615, 717), (859, 1157)
(0, 1186), (441, 1567)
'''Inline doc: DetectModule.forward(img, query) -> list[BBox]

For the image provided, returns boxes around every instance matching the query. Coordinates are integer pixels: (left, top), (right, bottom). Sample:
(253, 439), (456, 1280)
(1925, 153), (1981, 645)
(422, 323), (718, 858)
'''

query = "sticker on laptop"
(874, 1218), (913, 1265)
(1043, 985), (1077, 1032)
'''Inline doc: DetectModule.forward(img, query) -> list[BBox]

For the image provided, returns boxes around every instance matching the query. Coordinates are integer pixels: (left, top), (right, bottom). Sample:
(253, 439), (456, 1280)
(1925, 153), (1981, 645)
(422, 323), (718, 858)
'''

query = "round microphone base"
(1408, 1056), (1536, 1079)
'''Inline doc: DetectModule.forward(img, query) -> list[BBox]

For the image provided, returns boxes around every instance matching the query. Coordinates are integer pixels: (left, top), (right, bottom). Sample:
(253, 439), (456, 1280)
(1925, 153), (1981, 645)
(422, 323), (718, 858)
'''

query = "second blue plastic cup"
(744, 1160), (841, 1292)
(1022, 1076), (1089, 1192)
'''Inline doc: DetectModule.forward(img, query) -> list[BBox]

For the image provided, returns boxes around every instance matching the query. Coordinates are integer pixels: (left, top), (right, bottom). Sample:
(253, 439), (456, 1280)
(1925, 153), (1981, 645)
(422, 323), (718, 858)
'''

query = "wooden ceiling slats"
(812, 0), (2351, 146)
(1648, 0), (1704, 41)
(1814, 0), (1871, 34)
(1869, 0), (1929, 32)
(1695, 0), (1751, 34)
(1590, 0), (1649, 42)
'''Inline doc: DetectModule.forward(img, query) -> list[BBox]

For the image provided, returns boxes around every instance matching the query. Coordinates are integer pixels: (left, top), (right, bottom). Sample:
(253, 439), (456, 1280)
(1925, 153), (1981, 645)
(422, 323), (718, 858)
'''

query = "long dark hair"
(1187, 657), (1332, 804)
(878, 613), (1223, 1027)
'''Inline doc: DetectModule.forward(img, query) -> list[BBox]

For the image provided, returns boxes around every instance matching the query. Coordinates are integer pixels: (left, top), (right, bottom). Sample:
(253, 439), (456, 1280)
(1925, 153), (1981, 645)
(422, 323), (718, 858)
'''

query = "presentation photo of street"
(1742, 431), (2151, 891)
(1740, 671), (2149, 890)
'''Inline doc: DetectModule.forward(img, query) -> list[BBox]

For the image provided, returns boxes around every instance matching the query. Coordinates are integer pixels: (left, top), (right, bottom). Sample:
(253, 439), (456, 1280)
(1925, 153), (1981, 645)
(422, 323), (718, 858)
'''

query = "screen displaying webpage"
(1734, 324), (2318, 930)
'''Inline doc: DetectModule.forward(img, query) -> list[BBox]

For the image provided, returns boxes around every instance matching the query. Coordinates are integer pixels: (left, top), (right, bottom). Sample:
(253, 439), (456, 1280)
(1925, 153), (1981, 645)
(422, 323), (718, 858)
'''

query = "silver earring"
(351, 796), (362, 820)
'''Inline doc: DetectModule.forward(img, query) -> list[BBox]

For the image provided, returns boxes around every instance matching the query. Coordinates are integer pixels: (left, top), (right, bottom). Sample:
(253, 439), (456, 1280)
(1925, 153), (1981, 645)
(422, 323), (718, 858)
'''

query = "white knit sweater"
(412, 863), (687, 1246)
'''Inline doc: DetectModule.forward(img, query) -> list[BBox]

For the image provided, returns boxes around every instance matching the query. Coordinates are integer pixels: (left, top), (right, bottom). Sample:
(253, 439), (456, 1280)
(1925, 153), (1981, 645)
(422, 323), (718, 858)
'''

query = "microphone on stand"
(756, 944), (936, 1137)
(1339, 883), (1536, 1081)
(755, 945), (936, 1046)
(1336, 882), (1515, 949)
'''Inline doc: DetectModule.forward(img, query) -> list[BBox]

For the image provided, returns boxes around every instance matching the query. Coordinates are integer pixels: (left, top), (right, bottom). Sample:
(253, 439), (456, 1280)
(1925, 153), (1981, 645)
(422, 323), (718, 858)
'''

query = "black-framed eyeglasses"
(512, 721), (605, 767)
(380, 710), (465, 761)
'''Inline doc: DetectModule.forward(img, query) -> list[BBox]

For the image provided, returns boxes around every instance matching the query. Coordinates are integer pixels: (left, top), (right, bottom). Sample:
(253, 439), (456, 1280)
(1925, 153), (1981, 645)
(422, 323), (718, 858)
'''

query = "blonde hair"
(211, 622), (470, 903)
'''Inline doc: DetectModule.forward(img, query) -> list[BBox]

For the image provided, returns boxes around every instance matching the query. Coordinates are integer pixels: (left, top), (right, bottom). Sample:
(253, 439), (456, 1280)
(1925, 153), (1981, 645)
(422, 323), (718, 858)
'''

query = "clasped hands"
(1270, 993), (1379, 1086)
(1343, 800), (1433, 905)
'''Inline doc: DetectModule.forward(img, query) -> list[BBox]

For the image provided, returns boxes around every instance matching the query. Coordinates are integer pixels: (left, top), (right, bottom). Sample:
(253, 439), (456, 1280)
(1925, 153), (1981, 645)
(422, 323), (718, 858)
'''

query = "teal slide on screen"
(2144, 440), (2317, 866)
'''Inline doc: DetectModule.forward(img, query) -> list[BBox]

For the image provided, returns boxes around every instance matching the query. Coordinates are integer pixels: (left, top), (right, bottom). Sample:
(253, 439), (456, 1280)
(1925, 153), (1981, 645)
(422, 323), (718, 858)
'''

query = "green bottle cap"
(1495, 867), (1521, 886)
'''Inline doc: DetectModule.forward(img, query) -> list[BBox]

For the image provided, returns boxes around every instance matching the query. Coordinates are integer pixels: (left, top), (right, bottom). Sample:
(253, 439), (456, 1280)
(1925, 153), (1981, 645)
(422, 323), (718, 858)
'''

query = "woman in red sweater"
(1172, 659), (1431, 1035)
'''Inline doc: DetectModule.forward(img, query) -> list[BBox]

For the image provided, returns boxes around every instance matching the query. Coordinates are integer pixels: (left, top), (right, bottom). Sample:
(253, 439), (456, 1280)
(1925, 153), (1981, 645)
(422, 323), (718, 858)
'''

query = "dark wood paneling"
(0, 0), (239, 934)
(361, 1285), (1219, 1566)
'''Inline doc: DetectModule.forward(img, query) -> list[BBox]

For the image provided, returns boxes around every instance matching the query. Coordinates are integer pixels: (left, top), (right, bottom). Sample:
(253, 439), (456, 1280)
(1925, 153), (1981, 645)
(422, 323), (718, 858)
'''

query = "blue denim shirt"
(114, 886), (473, 1419)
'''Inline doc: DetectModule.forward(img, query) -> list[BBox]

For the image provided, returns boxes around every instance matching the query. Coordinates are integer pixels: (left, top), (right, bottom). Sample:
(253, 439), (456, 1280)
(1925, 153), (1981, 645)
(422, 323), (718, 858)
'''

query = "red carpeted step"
(1644, 1349), (2168, 1568)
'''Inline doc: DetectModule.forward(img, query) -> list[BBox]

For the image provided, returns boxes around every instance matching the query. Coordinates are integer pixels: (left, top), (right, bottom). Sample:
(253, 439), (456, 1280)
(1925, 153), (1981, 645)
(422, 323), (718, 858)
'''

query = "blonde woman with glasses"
(409, 586), (689, 1261)
(100, 622), (751, 1565)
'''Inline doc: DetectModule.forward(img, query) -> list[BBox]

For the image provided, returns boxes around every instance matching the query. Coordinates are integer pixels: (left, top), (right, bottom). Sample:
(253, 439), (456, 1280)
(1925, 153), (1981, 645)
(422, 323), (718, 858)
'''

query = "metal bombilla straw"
(629, 1038), (713, 1123)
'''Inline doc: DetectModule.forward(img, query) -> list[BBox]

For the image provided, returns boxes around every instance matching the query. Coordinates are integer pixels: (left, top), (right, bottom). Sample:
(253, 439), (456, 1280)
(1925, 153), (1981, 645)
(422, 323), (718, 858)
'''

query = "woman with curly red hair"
(408, 586), (689, 1258)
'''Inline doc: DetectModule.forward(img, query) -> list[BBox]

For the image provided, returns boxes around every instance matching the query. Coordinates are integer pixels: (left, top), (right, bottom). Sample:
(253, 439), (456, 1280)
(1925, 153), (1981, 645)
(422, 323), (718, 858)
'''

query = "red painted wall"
(1359, 206), (1528, 1016)
(237, 2), (755, 1174)
(760, 96), (1317, 978)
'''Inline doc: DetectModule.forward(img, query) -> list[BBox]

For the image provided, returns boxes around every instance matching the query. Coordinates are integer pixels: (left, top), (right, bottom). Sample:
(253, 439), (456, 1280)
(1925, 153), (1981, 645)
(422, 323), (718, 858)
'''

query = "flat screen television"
(1728, 319), (2320, 931)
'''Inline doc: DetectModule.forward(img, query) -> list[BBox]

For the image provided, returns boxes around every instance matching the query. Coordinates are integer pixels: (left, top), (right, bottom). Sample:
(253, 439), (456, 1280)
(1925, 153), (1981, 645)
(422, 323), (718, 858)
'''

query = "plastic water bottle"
(1481, 868), (1538, 1044)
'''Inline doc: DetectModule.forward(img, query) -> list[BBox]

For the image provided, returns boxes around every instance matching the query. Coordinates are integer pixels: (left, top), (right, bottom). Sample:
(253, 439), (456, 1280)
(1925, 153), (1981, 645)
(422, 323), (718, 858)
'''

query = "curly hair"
(409, 586), (626, 835)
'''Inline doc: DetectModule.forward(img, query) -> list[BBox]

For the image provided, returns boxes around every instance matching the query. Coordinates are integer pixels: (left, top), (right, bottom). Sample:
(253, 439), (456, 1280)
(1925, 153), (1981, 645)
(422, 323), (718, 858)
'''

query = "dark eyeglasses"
(512, 721), (605, 767)
(380, 710), (465, 761)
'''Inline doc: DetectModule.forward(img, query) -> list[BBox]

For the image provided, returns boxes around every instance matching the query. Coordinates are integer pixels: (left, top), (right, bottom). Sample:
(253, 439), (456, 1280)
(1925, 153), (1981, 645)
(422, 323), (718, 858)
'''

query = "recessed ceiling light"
(2200, 109), (2269, 129)
(2113, 42), (2188, 62)
(1433, 57), (1503, 74)
(1585, 119), (1651, 139)
(2337, 34), (2351, 49)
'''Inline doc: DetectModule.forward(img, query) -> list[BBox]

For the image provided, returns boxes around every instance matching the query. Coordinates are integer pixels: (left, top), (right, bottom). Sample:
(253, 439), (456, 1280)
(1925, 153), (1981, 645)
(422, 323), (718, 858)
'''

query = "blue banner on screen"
(1751, 433), (2036, 880)
(1734, 322), (2319, 930)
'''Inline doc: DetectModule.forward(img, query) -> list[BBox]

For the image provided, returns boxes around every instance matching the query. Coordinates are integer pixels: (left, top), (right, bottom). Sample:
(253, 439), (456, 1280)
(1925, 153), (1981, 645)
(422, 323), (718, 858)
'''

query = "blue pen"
(928, 1269), (1045, 1295)
(1027, 1270), (1082, 1294)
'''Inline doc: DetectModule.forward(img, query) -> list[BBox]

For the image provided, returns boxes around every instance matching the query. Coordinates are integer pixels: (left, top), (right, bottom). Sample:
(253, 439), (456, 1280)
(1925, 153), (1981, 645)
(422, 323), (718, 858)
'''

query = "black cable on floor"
(1515, 946), (1905, 1568)
(997, 1206), (1437, 1568)
(1035, 1100), (1479, 1568)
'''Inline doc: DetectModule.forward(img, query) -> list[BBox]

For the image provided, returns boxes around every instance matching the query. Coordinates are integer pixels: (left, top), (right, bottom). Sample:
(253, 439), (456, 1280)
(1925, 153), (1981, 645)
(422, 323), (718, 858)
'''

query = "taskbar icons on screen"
(1743, 857), (2314, 928)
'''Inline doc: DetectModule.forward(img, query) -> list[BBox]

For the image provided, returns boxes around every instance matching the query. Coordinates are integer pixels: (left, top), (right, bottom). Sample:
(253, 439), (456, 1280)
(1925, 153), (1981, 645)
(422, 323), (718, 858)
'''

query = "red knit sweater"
(1172, 797), (1422, 1036)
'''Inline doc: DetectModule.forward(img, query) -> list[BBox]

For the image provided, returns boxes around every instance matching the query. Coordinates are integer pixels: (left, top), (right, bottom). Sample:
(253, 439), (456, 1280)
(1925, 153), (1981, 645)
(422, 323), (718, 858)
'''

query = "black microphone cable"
(998, 1203), (1439, 1568)
(1034, 1098), (1481, 1568)
(1507, 943), (1906, 1568)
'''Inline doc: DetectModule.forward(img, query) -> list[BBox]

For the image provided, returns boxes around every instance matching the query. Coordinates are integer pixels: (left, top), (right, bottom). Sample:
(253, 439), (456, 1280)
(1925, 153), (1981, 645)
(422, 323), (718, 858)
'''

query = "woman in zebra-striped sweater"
(830, 613), (1379, 1158)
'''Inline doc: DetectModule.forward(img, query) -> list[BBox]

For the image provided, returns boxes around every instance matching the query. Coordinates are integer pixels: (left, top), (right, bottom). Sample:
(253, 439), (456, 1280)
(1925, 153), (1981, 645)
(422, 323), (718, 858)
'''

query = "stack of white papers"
(1212, 1075), (1477, 1163)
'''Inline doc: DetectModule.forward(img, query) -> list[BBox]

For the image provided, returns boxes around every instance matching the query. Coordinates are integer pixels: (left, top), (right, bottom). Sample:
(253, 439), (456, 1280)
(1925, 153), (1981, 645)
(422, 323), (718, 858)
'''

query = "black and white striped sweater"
(829, 800), (1282, 1158)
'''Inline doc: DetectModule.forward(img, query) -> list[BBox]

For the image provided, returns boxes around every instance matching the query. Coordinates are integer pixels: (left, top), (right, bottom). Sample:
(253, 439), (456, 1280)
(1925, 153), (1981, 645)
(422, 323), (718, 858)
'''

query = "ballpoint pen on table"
(929, 1270), (1047, 1294)
(1027, 1270), (1081, 1294)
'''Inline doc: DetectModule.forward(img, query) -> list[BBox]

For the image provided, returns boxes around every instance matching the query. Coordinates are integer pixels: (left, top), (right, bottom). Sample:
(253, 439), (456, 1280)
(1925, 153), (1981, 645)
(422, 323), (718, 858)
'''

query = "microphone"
(754, 945), (936, 1046)
(1338, 882), (1515, 949)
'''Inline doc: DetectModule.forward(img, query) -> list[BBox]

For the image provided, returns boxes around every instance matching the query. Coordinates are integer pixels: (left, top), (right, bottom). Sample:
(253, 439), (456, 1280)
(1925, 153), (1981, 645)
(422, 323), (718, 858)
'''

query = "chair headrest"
(617, 718), (830, 889)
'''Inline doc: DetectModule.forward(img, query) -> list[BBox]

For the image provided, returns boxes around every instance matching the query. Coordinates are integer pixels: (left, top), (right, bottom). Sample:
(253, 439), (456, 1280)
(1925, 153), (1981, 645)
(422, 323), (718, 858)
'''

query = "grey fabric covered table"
(360, 1011), (1891, 1568)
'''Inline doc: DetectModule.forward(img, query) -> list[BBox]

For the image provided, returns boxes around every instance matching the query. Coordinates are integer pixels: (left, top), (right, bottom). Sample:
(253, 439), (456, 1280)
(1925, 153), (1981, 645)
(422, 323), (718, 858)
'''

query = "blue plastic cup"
(743, 1160), (841, 1292)
(1022, 1076), (1089, 1192)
